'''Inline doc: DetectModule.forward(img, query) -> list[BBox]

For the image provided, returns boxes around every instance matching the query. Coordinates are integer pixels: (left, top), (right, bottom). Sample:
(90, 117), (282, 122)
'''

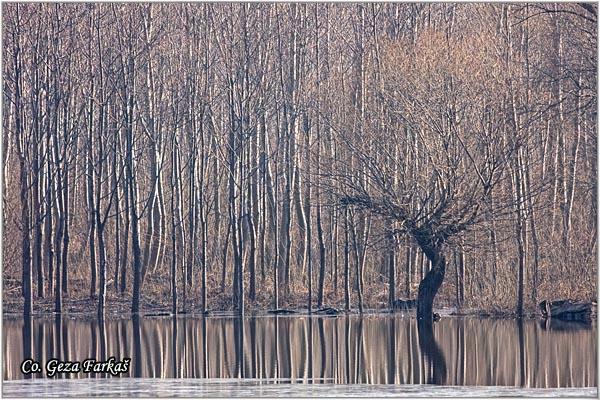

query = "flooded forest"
(2, 3), (598, 397)
(2, 3), (597, 319)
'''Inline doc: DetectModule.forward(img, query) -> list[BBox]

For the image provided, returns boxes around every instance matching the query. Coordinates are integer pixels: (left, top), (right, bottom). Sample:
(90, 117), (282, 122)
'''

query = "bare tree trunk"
(87, 79), (97, 299)
(332, 208), (338, 293)
(314, 22), (327, 306)
(303, 113), (313, 313)
(227, 77), (243, 313)
(127, 64), (143, 314)
(387, 223), (396, 308)
(18, 138), (32, 318)
(247, 129), (257, 302)
(487, 189), (499, 295)
(141, 150), (162, 284)
(32, 137), (43, 299)
(404, 238), (412, 298)
(316, 205), (326, 308)
(458, 244), (465, 306)
(170, 134), (178, 315)
(343, 207), (350, 311)
(198, 106), (212, 314)
(175, 138), (187, 312)
(120, 160), (130, 295)
(259, 113), (268, 283)
(187, 126), (198, 301)
(94, 66), (110, 318)
(349, 209), (366, 314)
(564, 72), (583, 249)
(44, 139), (54, 295)
(97, 221), (107, 318)
(220, 222), (230, 294)
(268, 130), (280, 309)
(513, 149), (527, 317)
(52, 111), (63, 314)
(60, 98), (71, 296)
(141, 7), (163, 285)
(275, 7), (296, 295)
(112, 127), (121, 292)
(415, 236), (446, 321)
(61, 154), (70, 295)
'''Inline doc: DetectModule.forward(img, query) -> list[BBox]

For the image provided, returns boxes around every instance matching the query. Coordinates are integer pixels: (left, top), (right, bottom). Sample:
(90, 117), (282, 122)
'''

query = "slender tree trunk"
(97, 223), (107, 318)
(332, 208), (338, 292)
(128, 85), (143, 314)
(458, 245), (465, 306)
(44, 150), (54, 295)
(404, 238), (412, 298)
(174, 139), (187, 312)
(19, 157), (32, 318)
(32, 144), (43, 299)
(316, 204), (326, 308)
(113, 132), (121, 292)
(524, 156), (540, 304)
(387, 223), (396, 308)
(315, 64), (327, 306)
(349, 209), (369, 314)
(488, 189), (499, 295)
(59, 97), (71, 296)
(95, 103), (107, 319)
(87, 83), (97, 299)
(53, 134), (63, 315)
(247, 137), (257, 302)
(170, 136), (178, 315)
(514, 151), (526, 317)
(198, 109), (209, 313)
(61, 154), (69, 295)
(343, 207), (350, 311)
(259, 113), (268, 283)
(141, 8), (163, 285)
(303, 113), (313, 313)
(564, 72), (583, 250)
(187, 143), (197, 296)
(120, 163), (130, 295)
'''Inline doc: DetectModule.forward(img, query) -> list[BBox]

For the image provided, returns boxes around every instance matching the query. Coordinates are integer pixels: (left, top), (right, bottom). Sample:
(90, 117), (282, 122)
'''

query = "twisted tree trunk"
(416, 242), (446, 321)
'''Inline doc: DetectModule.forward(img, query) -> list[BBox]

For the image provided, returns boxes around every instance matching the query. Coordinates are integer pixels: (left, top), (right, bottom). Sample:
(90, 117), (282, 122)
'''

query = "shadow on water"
(3, 314), (596, 387)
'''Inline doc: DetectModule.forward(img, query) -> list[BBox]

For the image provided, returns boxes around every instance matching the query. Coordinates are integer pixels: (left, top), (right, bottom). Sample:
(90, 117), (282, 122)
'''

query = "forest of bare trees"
(2, 3), (597, 320)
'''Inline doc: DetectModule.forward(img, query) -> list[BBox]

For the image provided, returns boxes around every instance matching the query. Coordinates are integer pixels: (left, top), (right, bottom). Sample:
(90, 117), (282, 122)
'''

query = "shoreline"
(2, 298), (545, 321)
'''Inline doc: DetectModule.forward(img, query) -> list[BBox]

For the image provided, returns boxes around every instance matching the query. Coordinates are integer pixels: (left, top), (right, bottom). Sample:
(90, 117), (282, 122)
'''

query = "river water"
(2, 313), (597, 397)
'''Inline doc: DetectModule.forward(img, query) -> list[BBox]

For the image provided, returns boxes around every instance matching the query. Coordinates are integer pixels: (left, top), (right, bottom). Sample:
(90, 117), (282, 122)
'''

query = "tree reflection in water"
(3, 314), (596, 387)
(132, 315), (142, 378)
(417, 318), (447, 385)
(21, 316), (32, 380)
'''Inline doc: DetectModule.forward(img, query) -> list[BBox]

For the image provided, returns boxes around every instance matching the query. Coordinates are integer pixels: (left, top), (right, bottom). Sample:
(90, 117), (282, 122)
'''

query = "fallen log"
(267, 309), (298, 315)
(392, 299), (417, 310)
(314, 307), (340, 315)
(539, 299), (596, 321)
(143, 312), (171, 317)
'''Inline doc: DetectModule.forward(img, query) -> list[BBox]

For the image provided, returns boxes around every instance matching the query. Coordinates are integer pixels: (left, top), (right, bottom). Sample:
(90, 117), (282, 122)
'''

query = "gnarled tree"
(332, 25), (533, 320)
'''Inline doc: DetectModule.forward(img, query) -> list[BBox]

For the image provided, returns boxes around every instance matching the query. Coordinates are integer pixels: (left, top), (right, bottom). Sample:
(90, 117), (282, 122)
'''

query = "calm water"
(2, 314), (597, 392)
(3, 378), (597, 398)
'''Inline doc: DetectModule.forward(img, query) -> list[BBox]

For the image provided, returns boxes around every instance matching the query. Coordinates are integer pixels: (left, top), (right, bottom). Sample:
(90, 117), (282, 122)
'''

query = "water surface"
(3, 314), (597, 393)
(3, 378), (597, 398)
